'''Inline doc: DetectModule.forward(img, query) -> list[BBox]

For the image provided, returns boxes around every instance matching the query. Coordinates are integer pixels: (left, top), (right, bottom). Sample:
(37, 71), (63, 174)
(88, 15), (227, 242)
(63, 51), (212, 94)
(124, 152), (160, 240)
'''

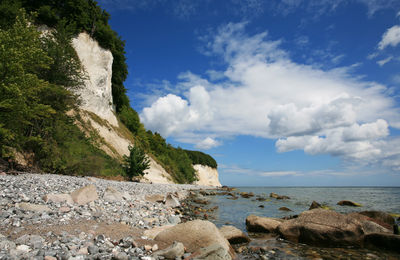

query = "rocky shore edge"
(184, 188), (400, 259)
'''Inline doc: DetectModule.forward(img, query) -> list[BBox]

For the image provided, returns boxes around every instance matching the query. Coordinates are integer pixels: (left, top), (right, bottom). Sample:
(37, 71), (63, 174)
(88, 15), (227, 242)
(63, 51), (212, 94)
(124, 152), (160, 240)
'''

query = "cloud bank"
(140, 22), (400, 171)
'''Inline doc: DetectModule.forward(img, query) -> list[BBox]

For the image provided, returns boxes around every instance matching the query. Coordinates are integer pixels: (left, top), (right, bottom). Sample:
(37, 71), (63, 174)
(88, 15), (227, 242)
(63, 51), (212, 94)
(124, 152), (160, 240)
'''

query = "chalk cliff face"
(71, 32), (220, 186)
(193, 164), (222, 187)
(72, 33), (118, 127)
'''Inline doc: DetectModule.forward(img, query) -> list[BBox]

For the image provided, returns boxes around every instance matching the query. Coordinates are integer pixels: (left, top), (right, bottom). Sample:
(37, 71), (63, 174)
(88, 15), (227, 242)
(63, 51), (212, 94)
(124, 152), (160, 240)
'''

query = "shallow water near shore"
(197, 186), (400, 259)
(209, 187), (400, 231)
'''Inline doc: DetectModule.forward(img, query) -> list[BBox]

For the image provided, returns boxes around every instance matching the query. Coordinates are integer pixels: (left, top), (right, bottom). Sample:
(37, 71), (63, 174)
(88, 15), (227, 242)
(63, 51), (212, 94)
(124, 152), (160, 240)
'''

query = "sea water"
(206, 187), (400, 231)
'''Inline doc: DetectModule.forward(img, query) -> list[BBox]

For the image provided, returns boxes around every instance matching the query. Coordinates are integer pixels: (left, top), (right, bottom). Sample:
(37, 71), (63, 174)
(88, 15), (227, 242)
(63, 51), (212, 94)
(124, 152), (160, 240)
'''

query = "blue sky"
(98, 0), (400, 186)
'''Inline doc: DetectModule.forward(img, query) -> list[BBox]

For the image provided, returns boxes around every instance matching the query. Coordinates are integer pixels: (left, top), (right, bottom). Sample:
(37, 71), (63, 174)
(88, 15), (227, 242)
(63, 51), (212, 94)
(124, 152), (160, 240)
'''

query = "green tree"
(123, 145), (150, 180)
(0, 10), (55, 155)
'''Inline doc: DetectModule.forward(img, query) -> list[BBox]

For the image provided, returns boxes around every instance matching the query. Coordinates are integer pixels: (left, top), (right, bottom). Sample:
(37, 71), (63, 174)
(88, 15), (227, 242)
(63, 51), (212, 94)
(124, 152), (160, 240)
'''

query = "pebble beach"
(0, 173), (208, 259)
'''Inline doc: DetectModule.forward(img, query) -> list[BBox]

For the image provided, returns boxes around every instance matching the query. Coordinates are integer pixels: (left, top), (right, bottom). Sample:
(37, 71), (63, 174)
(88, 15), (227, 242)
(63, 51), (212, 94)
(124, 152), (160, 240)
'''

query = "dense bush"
(184, 150), (218, 169)
(123, 145), (150, 180)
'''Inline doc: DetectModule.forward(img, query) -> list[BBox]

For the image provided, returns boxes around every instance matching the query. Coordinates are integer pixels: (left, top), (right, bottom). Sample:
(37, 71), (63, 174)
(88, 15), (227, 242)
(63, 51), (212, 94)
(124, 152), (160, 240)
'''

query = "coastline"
(185, 187), (400, 260)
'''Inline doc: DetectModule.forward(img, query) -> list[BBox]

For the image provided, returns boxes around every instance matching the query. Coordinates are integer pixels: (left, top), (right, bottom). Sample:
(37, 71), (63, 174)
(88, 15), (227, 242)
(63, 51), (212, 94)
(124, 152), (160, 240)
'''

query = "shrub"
(123, 145), (150, 180)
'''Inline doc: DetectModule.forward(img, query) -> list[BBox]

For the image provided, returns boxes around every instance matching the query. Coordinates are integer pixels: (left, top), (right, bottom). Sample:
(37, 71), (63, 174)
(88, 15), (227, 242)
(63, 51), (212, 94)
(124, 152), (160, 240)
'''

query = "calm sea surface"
(206, 187), (400, 231)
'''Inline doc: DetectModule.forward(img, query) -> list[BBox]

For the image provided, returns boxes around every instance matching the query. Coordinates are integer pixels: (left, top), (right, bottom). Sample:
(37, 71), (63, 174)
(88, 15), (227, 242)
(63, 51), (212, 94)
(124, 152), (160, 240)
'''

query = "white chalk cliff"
(72, 33), (118, 127)
(193, 164), (222, 187)
(71, 32), (220, 186)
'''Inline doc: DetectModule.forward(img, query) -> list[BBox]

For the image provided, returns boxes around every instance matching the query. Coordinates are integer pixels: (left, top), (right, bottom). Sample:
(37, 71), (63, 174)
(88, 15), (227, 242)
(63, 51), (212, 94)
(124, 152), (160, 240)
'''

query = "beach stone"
(77, 247), (88, 255)
(164, 194), (180, 207)
(154, 220), (232, 256)
(144, 225), (175, 239)
(219, 225), (250, 244)
(103, 186), (124, 202)
(153, 241), (185, 259)
(44, 256), (57, 260)
(309, 201), (322, 210)
(246, 215), (283, 233)
(359, 211), (395, 229)
(0, 240), (16, 251)
(16, 244), (30, 252)
(145, 194), (164, 203)
(364, 233), (400, 253)
(43, 193), (73, 204)
(337, 200), (361, 207)
(191, 244), (232, 260)
(277, 209), (364, 247)
(59, 206), (71, 213)
(279, 207), (292, 211)
(16, 202), (51, 212)
(115, 252), (129, 260)
(70, 184), (98, 205)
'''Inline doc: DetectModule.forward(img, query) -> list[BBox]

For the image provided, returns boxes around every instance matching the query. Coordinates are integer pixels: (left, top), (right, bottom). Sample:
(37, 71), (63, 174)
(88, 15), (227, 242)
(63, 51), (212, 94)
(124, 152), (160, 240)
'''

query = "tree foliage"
(0, 10), (123, 176)
(123, 145), (150, 180)
(0, 0), (129, 112)
(184, 150), (218, 169)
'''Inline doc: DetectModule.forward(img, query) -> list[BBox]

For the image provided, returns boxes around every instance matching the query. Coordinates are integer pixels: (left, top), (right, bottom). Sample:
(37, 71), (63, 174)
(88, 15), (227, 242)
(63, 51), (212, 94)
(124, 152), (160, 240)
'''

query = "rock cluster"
(246, 208), (399, 252)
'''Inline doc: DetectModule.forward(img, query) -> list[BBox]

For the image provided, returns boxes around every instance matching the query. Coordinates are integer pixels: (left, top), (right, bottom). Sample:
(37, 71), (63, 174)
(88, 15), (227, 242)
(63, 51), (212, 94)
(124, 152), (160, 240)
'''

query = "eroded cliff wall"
(71, 32), (219, 186)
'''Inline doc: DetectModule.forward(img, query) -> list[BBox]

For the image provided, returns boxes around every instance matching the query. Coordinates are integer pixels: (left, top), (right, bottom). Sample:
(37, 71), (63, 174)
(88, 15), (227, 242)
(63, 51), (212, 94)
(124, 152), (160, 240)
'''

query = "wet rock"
(309, 201), (322, 210)
(103, 186), (124, 202)
(364, 233), (400, 253)
(16, 202), (51, 212)
(43, 194), (73, 204)
(70, 184), (98, 205)
(277, 209), (364, 247)
(246, 215), (283, 233)
(279, 207), (292, 212)
(219, 225), (250, 244)
(269, 193), (290, 200)
(153, 241), (185, 259)
(337, 200), (362, 207)
(154, 220), (232, 257)
(240, 192), (254, 198)
(193, 199), (209, 205)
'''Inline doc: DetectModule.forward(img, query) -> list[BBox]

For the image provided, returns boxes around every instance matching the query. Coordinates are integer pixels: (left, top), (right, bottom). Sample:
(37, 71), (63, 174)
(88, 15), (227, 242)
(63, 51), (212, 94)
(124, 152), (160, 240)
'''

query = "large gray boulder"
(347, 212), (391, 234)
(277, 209), (364, 247)
(358, 211), (395, 230)
(190, 244), (232, 260)
(246, 215), (283, 233)
(154, 220), (234, 258)
(219, 225), (250, 244)
(70, 184), (98, 205)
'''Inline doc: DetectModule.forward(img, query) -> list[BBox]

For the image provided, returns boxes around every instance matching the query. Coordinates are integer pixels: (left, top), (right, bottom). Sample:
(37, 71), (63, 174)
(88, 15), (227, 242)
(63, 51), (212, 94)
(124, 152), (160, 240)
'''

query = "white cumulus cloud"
(140, 22), (400, 171)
